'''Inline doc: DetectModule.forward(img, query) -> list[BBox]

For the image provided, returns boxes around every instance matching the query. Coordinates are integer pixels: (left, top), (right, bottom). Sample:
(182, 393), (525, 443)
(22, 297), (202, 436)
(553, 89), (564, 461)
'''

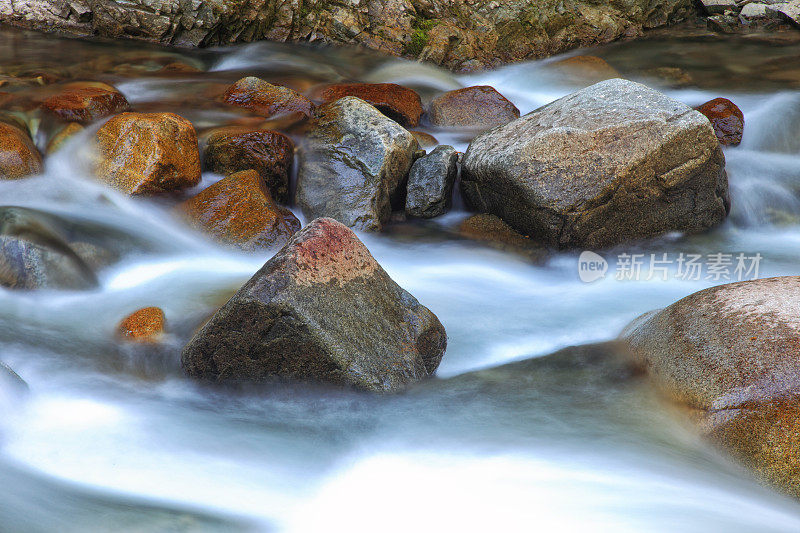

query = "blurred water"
(2, 26), (800, 532)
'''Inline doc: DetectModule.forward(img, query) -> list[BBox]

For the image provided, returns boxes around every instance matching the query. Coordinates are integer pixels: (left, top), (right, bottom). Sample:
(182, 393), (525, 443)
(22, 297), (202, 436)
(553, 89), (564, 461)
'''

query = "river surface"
(2, 25), (800, 532)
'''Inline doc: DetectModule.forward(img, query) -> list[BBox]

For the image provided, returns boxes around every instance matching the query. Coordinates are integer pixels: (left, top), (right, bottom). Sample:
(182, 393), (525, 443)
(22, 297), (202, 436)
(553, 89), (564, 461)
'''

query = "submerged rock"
(95, 112), (201, 195)
(427, 86), (520, 130)
(203, 126), (294, 203)
(458, 214), (547, 262)
(405, 145), (458, 218)
(117, 307), (165, 343)
(622, 276), (800, 499)
(548, 55), (621, 84)
(296, 97), (418, 231)
(181, 218), (447, 392)
(222, 77), (313, 119)
(316, 83), (423, 127)
(46, 122), (84, 153)
(178, 169), (301, 251)
(695, 97), (744, 146)
(0, 236), (97, 290)
(461, 79), (730, 249)
(40, 84), (129, 123)
(0, 123), (42, 180)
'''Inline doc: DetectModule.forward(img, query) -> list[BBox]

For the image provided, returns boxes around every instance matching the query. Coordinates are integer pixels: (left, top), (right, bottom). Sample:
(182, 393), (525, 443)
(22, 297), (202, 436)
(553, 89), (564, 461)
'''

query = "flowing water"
(2, 25), (800, 532)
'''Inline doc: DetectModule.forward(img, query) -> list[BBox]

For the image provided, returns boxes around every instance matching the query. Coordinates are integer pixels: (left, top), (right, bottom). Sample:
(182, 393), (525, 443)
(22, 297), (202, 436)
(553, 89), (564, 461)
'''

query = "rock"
(621, 276), (800, 498)
(181, 218), (447, 392)
(460, 79), (730, 249)
(0, 236), (97, 290)
(427, 86), (520, 130)
(740, 2), (769, 22)
(767, 1), (800, 25)
(698, 0), (739, 15)
(202, 127), (294, 204)
(46, 122), (84, 153)
(178, 169), (301, 251)
(40, 84), (129, 123)
(0, 123), (42, 180)
(117, 307), (165, 342)
(548, 55), (621, 84)
(695, 97), (744, 146)
(95, 112), (201, 195)
(316, 83), (423, 127)
(409, 131), (439, 149)
(222, 77), (313, 119)
(296, 97), (419, 231)
(458, 214), (547, 261)
(0, 1), (694, 71)
(405, 145), (458, 219)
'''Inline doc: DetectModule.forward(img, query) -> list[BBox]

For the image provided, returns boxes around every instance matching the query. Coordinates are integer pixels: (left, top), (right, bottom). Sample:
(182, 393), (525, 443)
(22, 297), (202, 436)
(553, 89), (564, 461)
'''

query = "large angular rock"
(296, 97), (419, 231)
(461, 79), (730, 249)
(95, 112), (201, 195)
(622, 276), (800, 498)
(181, 218), (447, 392)
(405, 145), (458, 219)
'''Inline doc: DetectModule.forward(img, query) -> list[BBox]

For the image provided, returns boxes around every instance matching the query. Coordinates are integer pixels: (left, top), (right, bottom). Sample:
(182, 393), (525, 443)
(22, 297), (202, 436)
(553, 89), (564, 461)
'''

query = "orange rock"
(203, 127), (294, 203)
(316, 83), (423, 126)
(117, 307), (165, 342)
(0, 123), (43, 180)
(41, 84), (129, 124)
(46, 122), (84, 153)
(427, 86), (519, 130)
(222, 77), (314, 119)
(95, 112), (201, 195)
(459, 214), (546, 262)
(695, 97), (744, 146)
(409, 131), (439, 149)
(550, 55), (620, 84)
(178, 169), (301, 251)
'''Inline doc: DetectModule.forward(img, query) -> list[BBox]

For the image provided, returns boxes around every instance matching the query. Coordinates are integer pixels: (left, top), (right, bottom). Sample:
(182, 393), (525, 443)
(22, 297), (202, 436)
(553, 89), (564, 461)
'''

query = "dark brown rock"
(95, 112), (201, 195)
(316, 83), (423, 127)
(203, 127), (294, 203)
(181, 217), (447, 392)
(695, 97), (745, 146)
(223, 77), (313, 120)
(427, 86), (520, 130)
(178, 169), (301, 251)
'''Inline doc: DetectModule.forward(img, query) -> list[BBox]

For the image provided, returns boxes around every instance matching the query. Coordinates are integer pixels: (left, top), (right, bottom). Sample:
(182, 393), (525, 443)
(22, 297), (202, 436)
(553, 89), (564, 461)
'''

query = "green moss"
(404, 16), (437, 57)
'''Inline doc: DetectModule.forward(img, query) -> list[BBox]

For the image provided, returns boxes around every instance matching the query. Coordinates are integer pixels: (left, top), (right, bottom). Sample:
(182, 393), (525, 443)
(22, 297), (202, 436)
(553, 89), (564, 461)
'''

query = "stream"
(2, 25), (800, 532)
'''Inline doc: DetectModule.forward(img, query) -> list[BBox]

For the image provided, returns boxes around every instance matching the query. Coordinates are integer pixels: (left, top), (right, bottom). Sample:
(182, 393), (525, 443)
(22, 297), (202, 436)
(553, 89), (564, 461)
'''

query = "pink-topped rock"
(181, 217), (447, 392)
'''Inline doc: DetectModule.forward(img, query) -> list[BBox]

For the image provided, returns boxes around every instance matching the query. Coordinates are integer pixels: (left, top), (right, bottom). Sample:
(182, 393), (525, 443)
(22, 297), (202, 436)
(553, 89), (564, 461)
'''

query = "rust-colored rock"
(0, 123), (43, 180)
(695, 97), (744, 146)
(317, 83), (423, 126)
(222, 77), (313, 119)
(427, 86), (520, 130)
(178, 169), (301, 251)
(41, 84), (130, 124)
(410, 131), (439, 149)
(117, 307), (165, 342)
(95, 112), (201, 195)
(46, 122), (84, 153)
(203, 127), (294, 203)
(549, 55), (620, 84)
(459, 214), (546, 261)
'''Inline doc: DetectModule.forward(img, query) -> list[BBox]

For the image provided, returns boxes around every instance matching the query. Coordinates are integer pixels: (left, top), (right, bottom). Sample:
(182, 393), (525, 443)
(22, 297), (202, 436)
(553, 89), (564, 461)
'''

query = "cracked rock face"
(181, 217), (447, 392)
(0, 0), (693, 70)
(461, 79), (730, 249)
(621, 276), (800, 499)
(296, 96), (418, 231)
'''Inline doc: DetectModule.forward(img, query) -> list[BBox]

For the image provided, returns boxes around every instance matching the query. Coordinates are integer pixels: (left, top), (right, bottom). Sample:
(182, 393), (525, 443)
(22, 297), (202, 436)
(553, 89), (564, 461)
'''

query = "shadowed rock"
(181, 218), (447, 392)
(316, 83), (423, 127)
(405, 145), (458, 218)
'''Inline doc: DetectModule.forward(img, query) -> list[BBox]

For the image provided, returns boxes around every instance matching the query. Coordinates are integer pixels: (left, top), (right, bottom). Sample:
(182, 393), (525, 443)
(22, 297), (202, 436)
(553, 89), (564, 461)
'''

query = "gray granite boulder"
(405, 145), (458, 219)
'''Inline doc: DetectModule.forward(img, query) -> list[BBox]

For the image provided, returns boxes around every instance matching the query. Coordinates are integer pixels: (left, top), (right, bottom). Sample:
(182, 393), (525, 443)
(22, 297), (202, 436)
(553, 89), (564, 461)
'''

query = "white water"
(3, 30), (800, 532)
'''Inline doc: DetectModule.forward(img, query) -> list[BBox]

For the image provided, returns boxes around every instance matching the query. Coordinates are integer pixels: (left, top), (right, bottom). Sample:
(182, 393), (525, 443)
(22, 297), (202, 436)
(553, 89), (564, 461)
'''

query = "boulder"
(222, 77), (313, 119)
(181, 218), (447, 392)
(767, 1), (800, 25)
(203, 127), (294, 203)
(427, 86), (520, 130)
(0, 123), (42, 180)
(0, 236), (98, 290)
(95, 112), (201, 195)
(622, 276), (800, 498)
(405, 145), (458, 218)
(117, 307), (165, 342)
(695, 97), (744, 146)
(178, 170), (301, 251)
(40, 84), (129, 123)
(316, 83), (423, 127)
(698, 0), (739, 15)
(461, 79), (730, 249)
(296, 97), (419, 231)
